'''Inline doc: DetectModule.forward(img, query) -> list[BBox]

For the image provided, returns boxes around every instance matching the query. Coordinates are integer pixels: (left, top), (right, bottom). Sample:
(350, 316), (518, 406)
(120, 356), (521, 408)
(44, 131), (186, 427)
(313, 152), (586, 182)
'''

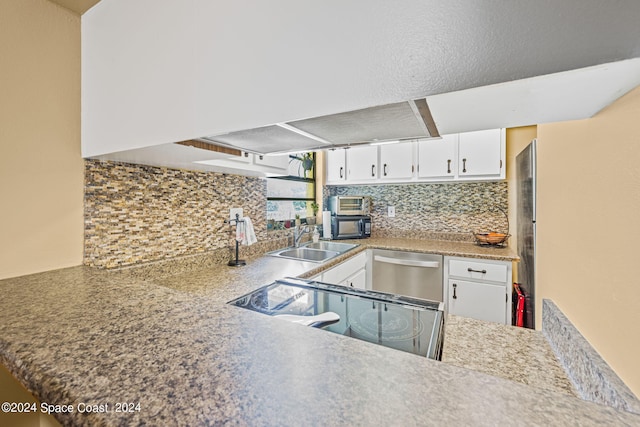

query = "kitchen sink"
(268, 241), (358, 263)
(270, 247), (340, 263)
(301, 241), (358, 252)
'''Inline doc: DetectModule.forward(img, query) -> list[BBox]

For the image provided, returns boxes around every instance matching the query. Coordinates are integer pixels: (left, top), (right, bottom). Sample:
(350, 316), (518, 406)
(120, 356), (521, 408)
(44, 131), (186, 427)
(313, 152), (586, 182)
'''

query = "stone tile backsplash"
(327, 182), (508, 241)
(84, 160), (273, 268)
(84, 160), (508, 268)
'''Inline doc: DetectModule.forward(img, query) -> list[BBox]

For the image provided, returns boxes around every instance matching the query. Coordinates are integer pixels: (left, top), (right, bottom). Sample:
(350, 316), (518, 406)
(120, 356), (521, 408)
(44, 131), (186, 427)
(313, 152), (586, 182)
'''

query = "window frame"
(266, 153), (317, 223)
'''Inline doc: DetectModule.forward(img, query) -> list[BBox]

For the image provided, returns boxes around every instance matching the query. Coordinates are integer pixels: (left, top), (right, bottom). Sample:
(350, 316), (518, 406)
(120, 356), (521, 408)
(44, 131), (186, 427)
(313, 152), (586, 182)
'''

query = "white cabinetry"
(254, 153), (289, 169)
(346, 146), (378, 182)
(326, 149), (346, 182)
(344, 267), (367, 289)
(379, 142), (414, 180)
(231, 151), (253, 164)
(444, 256), (512, 325)
(324, 129), (505, 185)
(458, 129), (504, 179)
(417, 134), (457, 180)
(319, 251), (367, 289)
(201, 150), (289, 176)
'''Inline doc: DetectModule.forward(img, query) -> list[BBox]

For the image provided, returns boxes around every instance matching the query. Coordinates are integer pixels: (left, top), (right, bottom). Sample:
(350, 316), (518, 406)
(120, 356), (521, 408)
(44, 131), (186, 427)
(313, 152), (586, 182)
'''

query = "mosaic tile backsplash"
(84, 160), (275, 268)
(327, 182), (509, 241)
(84, 159), (508, 268)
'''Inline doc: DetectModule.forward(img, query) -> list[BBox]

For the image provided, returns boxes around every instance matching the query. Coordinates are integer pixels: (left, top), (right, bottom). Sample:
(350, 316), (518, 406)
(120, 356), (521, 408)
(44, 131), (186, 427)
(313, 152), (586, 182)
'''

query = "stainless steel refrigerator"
(516, 140), (536, 329)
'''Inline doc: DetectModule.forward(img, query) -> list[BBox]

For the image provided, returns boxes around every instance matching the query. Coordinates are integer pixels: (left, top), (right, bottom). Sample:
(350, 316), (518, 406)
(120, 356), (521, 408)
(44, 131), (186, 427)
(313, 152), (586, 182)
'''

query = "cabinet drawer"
(448, 259), (507, 283)
(321, 252), (367, 285)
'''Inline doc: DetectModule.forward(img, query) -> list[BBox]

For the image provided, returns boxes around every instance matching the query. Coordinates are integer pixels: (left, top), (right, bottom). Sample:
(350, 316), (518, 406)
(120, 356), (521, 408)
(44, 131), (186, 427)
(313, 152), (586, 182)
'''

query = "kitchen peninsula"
(1, 239), (638, 426)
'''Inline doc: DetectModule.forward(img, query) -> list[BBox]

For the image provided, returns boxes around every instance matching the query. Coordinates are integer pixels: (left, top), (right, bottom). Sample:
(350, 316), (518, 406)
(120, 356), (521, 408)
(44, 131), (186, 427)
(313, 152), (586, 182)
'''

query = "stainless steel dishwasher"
(371, 249), (443, 302)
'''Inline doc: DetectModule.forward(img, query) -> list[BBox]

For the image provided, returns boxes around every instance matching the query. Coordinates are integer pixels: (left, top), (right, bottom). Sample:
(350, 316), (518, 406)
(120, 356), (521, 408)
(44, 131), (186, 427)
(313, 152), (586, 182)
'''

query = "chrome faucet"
(293, 225), (311, 247)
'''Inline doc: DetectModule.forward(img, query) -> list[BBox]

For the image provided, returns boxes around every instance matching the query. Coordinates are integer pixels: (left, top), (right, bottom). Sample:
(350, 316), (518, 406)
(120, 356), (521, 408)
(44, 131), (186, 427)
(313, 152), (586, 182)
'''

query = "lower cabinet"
(317, 252), (367, 289)
(448, 279), (507, 324)
(344, 267), (366, 289)
(444, 256), (512, 325)
(312, 252), (513, 324)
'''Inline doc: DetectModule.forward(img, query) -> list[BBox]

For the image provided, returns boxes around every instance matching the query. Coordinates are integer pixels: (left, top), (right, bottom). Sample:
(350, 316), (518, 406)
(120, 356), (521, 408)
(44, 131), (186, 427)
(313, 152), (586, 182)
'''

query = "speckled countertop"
(1, 240), (638, 426)
(442, 315), (576, 397)
(346, 237), (520, 262)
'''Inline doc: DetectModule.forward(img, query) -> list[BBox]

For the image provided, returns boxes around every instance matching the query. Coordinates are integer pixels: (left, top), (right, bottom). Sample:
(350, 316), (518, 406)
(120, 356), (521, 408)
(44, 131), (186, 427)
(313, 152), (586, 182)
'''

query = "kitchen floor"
(442, 314), (577, 397)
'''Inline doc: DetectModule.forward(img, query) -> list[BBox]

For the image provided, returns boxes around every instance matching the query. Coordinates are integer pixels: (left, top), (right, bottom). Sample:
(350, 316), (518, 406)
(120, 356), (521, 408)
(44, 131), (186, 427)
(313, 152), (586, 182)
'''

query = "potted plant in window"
(301, 153), (314, 178)
(290, 152), (315, 178)
(307, 201), (319, 225)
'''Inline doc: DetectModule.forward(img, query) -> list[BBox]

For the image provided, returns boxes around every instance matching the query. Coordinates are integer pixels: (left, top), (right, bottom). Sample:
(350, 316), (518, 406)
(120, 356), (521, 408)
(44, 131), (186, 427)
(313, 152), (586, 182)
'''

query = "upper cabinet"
(417, 134), (458, 180)
(254, 153), (289, 170)
(380, 142), (415, 180)
(457, 129), (503, 179)
(192, 150), (290, 177)
(326, 149), (347, 182)
(346, 146), (379, 182)
(326, 129), (505, 185)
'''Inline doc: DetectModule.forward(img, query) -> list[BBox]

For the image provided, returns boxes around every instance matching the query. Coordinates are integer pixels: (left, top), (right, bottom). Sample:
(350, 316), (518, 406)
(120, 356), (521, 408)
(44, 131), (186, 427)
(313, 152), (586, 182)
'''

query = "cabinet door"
(346, 146), (378, 182)
(458, 129), (503, 177)
(223, 151), (253, 164)
(254, 154), (289, 170)
(326, 149), (346, 182)
(417, 134), (457, 179)
(343, 268), (367, 289)
(380, 142), (414, 180)
(448, 279), (506, 324)
(321, 252), (367, 285)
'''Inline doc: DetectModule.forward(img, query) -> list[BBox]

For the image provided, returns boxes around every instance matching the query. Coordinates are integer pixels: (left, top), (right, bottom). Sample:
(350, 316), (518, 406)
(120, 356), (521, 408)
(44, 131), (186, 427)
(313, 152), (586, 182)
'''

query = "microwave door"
(339, 220), (359, 237)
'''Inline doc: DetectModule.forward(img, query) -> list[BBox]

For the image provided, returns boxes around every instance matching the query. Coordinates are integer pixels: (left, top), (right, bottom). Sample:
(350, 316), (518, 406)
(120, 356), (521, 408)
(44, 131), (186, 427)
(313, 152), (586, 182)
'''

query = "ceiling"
(82, 1), (640, 160)
(96, 57), (640, 170)
(48, 0), (100, 15)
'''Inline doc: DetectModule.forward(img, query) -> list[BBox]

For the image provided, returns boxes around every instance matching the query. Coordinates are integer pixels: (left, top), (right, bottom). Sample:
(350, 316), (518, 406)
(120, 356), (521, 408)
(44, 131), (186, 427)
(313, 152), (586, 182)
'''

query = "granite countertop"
(346, 237), (519, 261)
(442, 315), (576, 397)
(1, 240), (638, 426)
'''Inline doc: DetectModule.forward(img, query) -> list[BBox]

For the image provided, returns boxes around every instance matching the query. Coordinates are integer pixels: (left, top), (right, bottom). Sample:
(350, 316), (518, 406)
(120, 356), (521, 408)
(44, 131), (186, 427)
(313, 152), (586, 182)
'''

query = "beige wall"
(0, 0), (84, 279)
(537, 86), (640, 397)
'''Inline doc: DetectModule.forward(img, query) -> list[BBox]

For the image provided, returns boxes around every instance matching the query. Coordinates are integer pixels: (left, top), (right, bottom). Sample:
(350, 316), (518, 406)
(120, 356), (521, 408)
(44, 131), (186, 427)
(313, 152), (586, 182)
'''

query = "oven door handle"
(373, 255), (440, 268)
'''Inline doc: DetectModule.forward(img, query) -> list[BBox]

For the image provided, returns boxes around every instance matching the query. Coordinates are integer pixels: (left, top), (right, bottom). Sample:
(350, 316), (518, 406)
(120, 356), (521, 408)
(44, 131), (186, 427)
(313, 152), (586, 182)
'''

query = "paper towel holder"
(224, 213), (247, 267)
(322, 210), (332, 240)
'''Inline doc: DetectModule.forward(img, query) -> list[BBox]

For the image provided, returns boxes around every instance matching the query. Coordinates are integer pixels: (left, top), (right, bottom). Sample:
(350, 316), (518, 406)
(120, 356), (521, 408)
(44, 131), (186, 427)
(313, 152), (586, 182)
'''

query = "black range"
(229, 278), (445, 360)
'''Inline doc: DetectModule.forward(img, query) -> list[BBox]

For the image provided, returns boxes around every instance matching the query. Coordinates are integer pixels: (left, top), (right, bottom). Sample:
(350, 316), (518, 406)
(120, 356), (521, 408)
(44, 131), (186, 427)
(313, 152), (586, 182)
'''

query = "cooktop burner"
(229, 278), (445, 360)
(348, 306), (424, 342)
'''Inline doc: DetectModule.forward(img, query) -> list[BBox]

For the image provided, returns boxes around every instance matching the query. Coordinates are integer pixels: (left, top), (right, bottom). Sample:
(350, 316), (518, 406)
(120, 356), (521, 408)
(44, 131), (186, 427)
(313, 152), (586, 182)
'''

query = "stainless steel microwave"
(331, 215), (371, 240)
(328, 196), (372, 216)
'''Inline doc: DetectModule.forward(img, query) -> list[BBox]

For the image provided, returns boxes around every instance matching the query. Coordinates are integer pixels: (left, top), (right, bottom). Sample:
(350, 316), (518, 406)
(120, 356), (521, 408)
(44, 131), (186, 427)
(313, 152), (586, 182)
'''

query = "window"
(267, 153), (316, 229)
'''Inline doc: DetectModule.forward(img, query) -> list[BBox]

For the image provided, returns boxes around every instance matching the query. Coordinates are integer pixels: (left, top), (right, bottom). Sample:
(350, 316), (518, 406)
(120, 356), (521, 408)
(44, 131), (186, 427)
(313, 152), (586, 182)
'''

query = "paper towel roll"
(322, 211), (331, 239)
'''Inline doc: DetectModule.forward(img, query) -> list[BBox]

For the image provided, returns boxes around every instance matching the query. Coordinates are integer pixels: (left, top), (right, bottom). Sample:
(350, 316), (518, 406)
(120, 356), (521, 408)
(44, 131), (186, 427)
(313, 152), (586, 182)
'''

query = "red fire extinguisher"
(513, 283), (525, 327)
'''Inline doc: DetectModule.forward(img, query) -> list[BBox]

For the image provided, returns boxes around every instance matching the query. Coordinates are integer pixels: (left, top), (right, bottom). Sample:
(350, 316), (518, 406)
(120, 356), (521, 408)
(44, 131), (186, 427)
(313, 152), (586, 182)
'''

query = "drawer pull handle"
(452, 283), (457, 299)
(462, 158), (467, 173)
(468, 268), (487, 274)
(447, 159), (451, 174)
(339, 166), (344, 178)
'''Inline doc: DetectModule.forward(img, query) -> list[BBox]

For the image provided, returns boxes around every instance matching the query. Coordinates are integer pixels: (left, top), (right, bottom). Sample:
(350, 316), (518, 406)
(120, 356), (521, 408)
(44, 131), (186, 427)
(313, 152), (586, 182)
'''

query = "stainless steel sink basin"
(268, 241), (359, 263)
(302, 241), (358, 252)
(271, 247), (340, 263)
